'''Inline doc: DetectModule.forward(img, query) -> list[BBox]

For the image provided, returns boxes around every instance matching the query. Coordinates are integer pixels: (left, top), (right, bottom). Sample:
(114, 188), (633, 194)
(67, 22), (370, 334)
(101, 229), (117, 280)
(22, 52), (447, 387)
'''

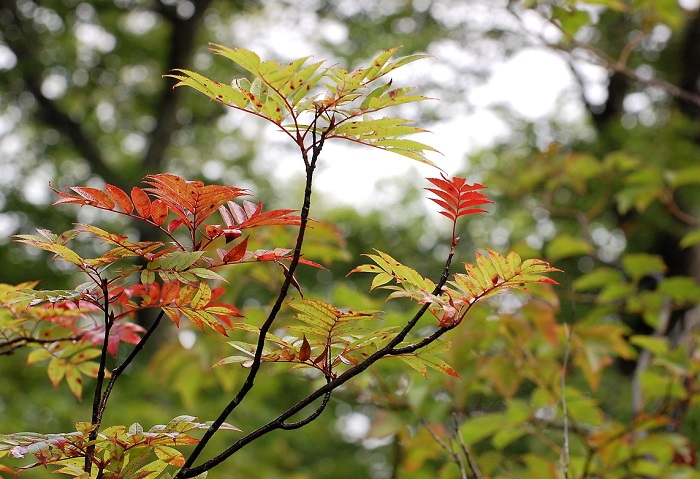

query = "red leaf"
(105, 184), (134, 213)
(218, 203), (236, 227)
(256, 251), (277, 261)
(425, 174), (491, 223)
(131, 187), (152, 218)
(297, 257), (327, 270)
(167, 218), (186, 233)
(223, 228), (242, 243)
(144, 174), (248, 228)
(222, 236), (248, 263)
(83, 322), (146, 357)
(150, 199), (169, 226)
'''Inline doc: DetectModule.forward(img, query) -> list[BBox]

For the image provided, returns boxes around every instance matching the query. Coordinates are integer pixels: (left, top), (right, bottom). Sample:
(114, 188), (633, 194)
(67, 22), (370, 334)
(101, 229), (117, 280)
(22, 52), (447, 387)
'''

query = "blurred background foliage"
(2, 0), (700, 477)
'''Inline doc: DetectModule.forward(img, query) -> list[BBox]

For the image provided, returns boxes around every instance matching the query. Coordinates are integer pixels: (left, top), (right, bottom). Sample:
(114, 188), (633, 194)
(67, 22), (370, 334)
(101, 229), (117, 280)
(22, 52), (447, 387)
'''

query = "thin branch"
(0, 335), (81, 356)
(453, 414), (483, 479)
(85, 279), (113, 474)
(560, 323), (572, 479)
(420, 418), (467, 479)
(96, 310), (165, 421)
(279, 389), (332, 430)
(508, 3), (700, 110)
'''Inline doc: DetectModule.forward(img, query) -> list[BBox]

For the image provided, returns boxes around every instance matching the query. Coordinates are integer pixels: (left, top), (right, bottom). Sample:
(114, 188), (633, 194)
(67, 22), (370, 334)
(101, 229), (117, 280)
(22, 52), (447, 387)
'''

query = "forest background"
(2, 0), (700, 478)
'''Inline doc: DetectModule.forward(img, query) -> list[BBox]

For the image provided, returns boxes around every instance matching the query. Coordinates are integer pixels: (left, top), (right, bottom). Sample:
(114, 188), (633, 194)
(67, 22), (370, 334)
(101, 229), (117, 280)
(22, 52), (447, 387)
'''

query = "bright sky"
(239, 2), (587, 209)
(300, 47), (578, 208)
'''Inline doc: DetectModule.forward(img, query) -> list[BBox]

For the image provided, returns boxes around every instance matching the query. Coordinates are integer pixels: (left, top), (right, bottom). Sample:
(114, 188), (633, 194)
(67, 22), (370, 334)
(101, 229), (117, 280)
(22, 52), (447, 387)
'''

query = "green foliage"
(168, 45), (439, 166)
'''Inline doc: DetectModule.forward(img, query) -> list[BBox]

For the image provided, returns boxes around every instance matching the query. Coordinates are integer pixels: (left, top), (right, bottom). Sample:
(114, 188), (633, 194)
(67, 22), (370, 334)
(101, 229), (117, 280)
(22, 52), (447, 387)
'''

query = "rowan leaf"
(131, 187), (151, 218)
(449, 251), (561, 304)
(222, 236), (249, 263)
(14, 234), (84, 267)
(105, 184), (134, 213)
(68, 186), (115, 209)
(426, 174), (492, 223)
(144, 174), (247, 229)
(150, 199), (169, 226)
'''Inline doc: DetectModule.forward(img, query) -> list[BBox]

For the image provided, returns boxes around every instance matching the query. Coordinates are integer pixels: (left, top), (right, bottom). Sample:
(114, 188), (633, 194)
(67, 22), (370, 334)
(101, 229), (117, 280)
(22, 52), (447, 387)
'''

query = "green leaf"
(148, 251), (204, 271)
(14, 234), (85, 267)
(188, 268), (227, 282)
(622, 253), (667, 282)
(668, 166), (700, 187)
(573, 267), (624, 291)
(545, 234), (593, 261)
(658, 276), (700, 305)
(680, 229), (700, 249)
(209, 44), (261, 75)
(630, 335), (669, 356)
(460, 413), (509, 446)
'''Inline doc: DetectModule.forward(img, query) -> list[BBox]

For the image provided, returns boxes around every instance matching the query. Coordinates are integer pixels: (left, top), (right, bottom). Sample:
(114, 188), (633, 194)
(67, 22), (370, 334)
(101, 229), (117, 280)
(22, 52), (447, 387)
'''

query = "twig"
(452, 414), (483, 479)
(420, 418), (467, 479)
(560, 323), (572, 479)
(0, 335), (81, 356)
(85, 278), (113, 473)
(97, 310), (165, 420)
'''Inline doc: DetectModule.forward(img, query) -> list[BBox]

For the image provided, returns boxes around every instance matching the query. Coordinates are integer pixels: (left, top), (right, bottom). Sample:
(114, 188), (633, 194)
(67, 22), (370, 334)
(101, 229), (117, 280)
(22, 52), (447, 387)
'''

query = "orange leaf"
(131, 187), (151, 218)
(161, 282), (180, 305)
(223, 236), (248, 263)
(150, 199), (169, 226)
(69, 186), (116, 209)
(106, 184), (134, 213)
(204, 224), (223, 239)
(299, 335), (311, 361)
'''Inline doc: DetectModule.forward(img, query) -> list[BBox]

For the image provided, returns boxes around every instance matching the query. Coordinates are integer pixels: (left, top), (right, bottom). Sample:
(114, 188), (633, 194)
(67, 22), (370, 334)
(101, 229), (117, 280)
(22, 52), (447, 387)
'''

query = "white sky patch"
(469, 47), (574, 120)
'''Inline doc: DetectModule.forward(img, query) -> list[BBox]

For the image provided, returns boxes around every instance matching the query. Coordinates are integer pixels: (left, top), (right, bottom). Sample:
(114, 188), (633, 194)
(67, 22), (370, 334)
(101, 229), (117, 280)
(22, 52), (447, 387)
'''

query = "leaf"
(48, 357), (67, 387)
(144, 174), (248, 229)
(105, 184), (134, 213)
(680, 229), (700, 249)
(545, 234), (594, 261)
(64, 366), (84, 400)
(621, 253), (667, 282)
(330, 117), (439, 166)
(68, 186), (115, 209)
(460, 413), (509, 446)
(425, 174), (492, 223)
(299, 335), (311, 361)
(222, 236), (249, 263)
(573, 267), (624, 291)
(14, 233), (85, 267)
(131, 187), (152, 218)
(150, 199), (169, 226)
(449, 250), (562, 303)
